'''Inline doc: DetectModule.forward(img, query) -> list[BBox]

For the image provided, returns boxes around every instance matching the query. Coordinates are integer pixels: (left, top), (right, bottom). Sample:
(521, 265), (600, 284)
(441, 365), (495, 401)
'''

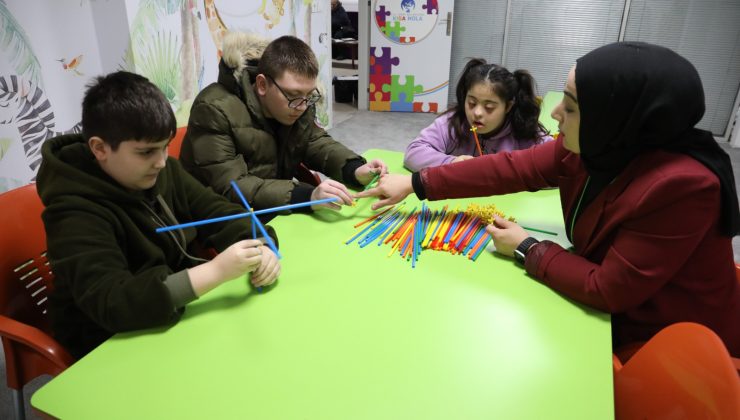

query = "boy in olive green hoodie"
(37, 71), (281, 358)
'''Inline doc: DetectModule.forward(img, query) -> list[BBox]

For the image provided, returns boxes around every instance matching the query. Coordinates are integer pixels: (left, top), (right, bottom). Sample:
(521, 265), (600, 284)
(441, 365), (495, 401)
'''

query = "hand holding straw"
(354, 171), (380, 203)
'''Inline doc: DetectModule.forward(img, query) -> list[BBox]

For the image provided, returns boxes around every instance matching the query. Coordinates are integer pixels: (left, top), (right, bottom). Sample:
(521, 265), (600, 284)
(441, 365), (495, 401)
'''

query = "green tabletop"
(539, 91), (564, 135)
(32, 149), (613, 420)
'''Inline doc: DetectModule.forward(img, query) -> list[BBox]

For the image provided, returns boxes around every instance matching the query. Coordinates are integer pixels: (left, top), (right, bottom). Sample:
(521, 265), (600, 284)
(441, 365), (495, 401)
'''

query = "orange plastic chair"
(613, 322), (740, 420)
(0, 184), (74, 420)
(168, 126), (187, 159)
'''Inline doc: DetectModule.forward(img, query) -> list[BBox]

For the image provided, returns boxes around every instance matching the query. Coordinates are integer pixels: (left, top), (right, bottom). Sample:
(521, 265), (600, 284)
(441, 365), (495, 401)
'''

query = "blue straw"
(228, 180), (279, 259)
(463, 226), (486, 256)
(444, 212), (464, 244)
(360, 208), (403, 246)
(346, 212), (387, 245)
(455, 218), (479, 251)
(229, 181), (258, 241)
(155, 197), (340, 233)
(472, 236), (492, 261)
(358, 210), (400, 247)
(378, 211), (406, 246)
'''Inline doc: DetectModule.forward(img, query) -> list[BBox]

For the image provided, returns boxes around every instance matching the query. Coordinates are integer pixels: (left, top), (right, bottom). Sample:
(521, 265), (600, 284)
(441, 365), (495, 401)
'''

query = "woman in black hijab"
(356, 42), (740, 357)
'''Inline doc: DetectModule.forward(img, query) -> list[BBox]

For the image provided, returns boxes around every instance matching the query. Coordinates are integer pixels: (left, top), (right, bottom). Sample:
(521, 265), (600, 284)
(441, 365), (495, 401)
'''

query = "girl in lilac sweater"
(404, 59), (553, 171)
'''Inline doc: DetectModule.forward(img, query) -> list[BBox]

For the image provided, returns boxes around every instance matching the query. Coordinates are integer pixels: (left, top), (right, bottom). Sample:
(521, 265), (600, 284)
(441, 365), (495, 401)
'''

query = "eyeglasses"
(265, 74), (322, 109)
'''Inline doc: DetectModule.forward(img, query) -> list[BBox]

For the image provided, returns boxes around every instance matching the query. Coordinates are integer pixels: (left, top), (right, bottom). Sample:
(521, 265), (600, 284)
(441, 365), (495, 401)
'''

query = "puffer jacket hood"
(221, 31), (270, 80)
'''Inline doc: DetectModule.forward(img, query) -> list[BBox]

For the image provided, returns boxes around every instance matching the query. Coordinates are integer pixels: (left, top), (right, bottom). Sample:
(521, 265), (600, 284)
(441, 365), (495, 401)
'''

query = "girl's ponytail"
(510, 69), (547, 141)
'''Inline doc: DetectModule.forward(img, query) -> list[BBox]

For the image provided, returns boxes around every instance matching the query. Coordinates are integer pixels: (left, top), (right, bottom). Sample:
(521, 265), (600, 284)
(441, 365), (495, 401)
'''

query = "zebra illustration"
(0, 75), (82, 173)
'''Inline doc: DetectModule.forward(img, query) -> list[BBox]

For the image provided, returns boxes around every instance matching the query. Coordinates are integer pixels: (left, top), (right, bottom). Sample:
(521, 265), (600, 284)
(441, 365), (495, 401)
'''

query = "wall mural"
(0, 0), (331, 194)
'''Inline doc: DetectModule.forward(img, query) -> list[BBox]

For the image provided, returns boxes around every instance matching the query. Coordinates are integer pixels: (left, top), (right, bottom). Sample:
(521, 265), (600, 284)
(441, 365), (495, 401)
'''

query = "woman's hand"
(485, 216), (528, 257)
(354, 173), (413, 210)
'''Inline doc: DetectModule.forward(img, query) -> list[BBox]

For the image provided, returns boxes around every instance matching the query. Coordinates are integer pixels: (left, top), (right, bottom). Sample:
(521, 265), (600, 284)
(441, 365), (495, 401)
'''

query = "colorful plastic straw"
(521, 226), (558, 236)
(470, 126), (484, 157)
(155, 197), (340, 233)
(228, 180), (281, 261)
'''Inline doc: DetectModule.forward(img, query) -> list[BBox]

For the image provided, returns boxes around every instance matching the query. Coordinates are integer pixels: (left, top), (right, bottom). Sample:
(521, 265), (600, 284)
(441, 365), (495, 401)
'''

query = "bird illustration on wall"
(58, 54), (84, 76)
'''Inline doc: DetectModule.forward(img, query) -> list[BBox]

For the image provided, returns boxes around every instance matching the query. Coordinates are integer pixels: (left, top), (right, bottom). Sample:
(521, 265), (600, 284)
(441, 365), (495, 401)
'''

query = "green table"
(539, 91), (564, 135)
(32, 150), (613, 419)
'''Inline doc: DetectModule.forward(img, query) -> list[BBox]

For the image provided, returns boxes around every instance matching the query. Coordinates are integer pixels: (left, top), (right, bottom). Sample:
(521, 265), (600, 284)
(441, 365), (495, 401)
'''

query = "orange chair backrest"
(0, 183), (53, 329)
(0, 183), (74, 395)
(168, 126), (187, 159)
(614, 322), (740, 420)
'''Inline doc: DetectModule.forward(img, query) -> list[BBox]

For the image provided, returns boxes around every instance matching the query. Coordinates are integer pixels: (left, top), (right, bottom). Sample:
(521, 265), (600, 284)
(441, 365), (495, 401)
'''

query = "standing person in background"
(359, 42), (740, 357)
(403, 59), (553, 172)
(181, 33), (386, 216)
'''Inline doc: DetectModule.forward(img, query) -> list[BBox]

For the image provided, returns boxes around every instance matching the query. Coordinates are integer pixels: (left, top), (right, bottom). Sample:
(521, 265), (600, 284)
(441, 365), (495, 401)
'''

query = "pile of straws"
(346, 202), (516, 267)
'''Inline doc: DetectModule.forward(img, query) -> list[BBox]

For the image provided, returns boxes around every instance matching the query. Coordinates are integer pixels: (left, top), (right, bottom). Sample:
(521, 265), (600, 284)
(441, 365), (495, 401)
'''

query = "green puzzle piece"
(381, 21), (406, 38)
(381, 75), (423, 102)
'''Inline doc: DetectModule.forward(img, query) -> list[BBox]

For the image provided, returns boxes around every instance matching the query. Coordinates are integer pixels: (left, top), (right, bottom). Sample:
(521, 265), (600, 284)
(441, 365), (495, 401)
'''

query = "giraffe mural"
(203, 0), (228, 57)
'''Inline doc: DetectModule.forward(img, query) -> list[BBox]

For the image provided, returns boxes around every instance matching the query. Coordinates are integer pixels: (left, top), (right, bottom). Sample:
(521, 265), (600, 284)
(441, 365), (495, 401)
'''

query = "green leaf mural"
(137, 31), (181, 103)
(0, 137), (11, 160)
(122, 0), (196, 110)
(0, 0), (42, 85)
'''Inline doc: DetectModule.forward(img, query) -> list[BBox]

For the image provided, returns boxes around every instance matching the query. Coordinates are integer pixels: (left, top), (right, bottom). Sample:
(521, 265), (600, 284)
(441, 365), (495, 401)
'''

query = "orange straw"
(353, 207), (391, 228)
(470, 126), (483, 157)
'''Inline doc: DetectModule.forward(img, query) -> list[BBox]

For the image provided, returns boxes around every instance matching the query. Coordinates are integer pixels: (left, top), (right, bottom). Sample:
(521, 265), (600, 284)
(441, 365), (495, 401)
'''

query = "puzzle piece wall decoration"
(421, 0), (439, 14)
(375, 5), (391, 27)
(382, 75), (423, 103)
(369, 47), (400, 75)
(413, 102), (439, 113)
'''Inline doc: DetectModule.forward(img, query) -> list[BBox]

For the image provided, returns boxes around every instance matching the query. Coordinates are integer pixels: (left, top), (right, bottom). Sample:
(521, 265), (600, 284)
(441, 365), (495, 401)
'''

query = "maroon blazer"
(420, 137), (740, 356)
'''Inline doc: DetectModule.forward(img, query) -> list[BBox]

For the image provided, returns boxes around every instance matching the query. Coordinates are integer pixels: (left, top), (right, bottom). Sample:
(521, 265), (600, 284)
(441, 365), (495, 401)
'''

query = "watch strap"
(514, 237), (540, 264)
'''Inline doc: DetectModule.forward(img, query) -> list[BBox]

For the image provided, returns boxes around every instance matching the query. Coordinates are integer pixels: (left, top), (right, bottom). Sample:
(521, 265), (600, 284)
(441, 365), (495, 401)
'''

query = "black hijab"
(572, 41), (739, 237)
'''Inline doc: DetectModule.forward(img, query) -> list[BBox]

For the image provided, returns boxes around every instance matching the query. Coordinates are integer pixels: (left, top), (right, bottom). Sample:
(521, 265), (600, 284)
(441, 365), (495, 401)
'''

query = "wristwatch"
(514, 237), (540, 265)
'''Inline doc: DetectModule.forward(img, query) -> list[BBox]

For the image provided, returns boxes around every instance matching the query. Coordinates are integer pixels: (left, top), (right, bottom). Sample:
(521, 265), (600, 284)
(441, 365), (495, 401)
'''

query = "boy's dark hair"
(257, 36), (319, 80)
(444, 58), (547, 149)
(82, 71), (176, 150)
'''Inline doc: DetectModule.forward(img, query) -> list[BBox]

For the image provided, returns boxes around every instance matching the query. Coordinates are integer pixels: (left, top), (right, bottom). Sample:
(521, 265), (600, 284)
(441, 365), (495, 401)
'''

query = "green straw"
(521, 226), (558, 236)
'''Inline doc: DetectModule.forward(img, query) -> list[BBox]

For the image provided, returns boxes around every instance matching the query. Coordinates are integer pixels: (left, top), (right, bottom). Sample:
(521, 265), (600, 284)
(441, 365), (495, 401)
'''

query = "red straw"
(470, 126), (484, 157)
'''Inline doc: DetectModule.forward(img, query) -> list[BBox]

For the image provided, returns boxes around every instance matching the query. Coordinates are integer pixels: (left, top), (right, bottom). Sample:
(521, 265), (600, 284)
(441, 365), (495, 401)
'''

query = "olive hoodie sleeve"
(43, 199), (185, 333)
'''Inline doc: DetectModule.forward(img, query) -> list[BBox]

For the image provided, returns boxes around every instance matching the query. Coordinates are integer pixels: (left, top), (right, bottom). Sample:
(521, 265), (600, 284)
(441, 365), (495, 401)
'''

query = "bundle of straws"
(345, 202), (516, 267)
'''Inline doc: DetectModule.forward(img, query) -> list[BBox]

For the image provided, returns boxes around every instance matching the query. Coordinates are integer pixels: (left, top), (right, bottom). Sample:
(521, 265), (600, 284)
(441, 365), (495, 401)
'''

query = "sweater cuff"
(524, 240), (555, 278)
(341, 158), (367, 188)
(412, 171), (427, 200)
(163, 270), (198, 309)
(289, 184), (315, 213)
